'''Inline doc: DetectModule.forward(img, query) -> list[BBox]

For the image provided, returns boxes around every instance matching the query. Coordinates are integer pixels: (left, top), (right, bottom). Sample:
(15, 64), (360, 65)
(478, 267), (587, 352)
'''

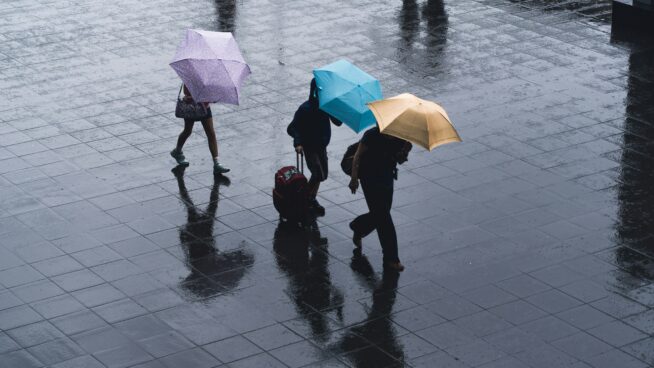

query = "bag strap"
(297, 152), (304, 174)
(177, 84), (208, 113)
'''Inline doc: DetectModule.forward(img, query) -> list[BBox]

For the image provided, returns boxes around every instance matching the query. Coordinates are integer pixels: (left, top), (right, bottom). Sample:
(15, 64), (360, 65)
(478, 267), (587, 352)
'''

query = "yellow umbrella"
(367, 93), (462, 151)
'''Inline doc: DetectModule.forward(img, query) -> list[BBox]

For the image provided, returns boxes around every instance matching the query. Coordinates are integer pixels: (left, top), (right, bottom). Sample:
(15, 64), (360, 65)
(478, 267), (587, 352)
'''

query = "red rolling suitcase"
(273, 153), (309, 225)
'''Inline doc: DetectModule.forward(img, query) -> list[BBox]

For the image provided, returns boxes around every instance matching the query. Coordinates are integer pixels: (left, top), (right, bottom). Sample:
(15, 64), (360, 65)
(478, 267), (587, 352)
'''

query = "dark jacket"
(359, 127), (409, 181)
(287, 79), (342, 149)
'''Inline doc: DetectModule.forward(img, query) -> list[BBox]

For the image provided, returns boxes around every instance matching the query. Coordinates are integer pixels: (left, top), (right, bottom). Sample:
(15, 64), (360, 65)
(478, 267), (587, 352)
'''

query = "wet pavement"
(1, 0), (654, 367)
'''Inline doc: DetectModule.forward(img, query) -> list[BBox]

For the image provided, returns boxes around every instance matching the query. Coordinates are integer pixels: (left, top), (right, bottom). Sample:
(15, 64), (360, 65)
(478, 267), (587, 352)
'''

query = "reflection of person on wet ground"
(215, 0), (236, 33)
(336, 251), (404, 366)
(173, 166), (253, 299)
(612, 30), (654, 277)
(422, 0), (446, 18)
(273, 219), (344, 341)
(399, 0), (420, 49)
(400, 0), (447, 45)
(422, 0), (448, 51)
(398, 0), (448, 73)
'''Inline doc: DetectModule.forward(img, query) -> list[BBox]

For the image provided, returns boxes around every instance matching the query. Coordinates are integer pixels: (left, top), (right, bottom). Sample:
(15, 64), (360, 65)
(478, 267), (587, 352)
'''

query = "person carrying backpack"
(348, 127), (412, 272)
(287, 78), (342, 215)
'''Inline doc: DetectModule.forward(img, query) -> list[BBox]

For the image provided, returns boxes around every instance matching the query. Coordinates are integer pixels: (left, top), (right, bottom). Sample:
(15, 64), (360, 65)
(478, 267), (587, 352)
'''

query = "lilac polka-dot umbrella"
(170, 29), (251, 104)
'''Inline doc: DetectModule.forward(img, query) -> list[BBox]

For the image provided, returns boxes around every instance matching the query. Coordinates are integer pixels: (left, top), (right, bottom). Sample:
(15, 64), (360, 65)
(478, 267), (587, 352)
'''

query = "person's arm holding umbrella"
(329, 115), (343, 128)
(348, 142), (367, 194)
(183, 85), (209, 109)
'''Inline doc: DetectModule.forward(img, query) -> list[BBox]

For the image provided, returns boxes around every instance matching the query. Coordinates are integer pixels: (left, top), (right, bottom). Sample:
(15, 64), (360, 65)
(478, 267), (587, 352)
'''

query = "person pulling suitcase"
(287, 78), (342, 216)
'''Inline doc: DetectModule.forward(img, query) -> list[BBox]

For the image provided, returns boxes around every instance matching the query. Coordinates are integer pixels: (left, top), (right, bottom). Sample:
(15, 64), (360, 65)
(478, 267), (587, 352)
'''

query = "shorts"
(304, 146), (328, 182)
(183, 107), (212, 122)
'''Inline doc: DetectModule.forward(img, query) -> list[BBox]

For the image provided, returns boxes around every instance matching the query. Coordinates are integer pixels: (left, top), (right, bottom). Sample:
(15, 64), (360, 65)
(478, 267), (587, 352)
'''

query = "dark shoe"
(309, 199), (325, 216)
(214, 162), (230, 174)
(384, 261), (405, 272)
(170, 149), (189, 166)
(349, 222), (362, 248)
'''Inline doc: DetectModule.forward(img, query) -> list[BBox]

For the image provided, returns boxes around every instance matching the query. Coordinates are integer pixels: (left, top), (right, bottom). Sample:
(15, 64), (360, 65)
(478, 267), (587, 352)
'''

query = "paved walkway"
(1, 0), (653, 367)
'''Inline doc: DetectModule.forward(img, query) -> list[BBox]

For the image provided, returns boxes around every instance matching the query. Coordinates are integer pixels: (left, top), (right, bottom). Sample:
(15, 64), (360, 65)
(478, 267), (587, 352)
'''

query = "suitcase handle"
(297, 152), (304, 174)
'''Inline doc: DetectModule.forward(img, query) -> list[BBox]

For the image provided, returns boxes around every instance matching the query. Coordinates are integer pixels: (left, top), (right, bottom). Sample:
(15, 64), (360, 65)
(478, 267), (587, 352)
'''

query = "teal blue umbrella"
(313, 60), (383, 133)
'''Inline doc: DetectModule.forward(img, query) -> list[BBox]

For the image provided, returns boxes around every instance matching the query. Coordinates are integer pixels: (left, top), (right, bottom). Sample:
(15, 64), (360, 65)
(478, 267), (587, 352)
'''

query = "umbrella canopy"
(367, 93), (461, 151)
(170, 29), (251, 104)
(313, 60), (382, 133)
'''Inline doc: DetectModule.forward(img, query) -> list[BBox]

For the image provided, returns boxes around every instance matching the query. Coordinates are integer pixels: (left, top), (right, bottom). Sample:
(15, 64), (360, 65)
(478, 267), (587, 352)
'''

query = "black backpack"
(340, 142), (359, 176)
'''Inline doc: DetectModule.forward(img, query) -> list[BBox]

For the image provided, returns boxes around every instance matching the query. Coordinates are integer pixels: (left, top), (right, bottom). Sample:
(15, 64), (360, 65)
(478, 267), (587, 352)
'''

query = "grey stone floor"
(1, 0), (654, 367)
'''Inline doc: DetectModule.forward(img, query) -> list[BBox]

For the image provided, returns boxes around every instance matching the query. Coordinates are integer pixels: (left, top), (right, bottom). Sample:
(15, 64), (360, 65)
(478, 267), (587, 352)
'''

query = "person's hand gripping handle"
(349, 178), (359, 194)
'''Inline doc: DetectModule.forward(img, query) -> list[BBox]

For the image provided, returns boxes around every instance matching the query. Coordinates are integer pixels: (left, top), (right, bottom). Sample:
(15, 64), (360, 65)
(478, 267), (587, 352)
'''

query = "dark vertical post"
(612, 0), (654, 32)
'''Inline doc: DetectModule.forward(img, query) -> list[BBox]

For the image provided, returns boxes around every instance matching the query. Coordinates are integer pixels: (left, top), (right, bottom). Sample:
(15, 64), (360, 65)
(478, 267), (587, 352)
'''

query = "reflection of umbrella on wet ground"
(313, 59), (382, 133)
(181, 248), (254, 298)
(170, 29), (251, 104)
(173, 167), (254, 300)
(368, 93), (461, 150)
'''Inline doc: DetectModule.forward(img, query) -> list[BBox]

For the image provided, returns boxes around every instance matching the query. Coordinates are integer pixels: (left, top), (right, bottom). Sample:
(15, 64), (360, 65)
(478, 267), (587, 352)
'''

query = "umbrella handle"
(297, 152), (304, 174)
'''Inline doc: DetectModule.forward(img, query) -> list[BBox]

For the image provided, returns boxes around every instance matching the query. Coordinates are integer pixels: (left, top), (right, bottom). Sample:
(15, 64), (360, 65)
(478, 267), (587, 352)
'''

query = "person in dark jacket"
(287, 78), (342, 215)
(348, 127), (412, 271)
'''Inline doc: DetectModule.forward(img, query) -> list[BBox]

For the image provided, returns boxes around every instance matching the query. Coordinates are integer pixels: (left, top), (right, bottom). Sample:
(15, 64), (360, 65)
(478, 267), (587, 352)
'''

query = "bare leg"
(200, 117), (218, 160)
(176, 119), (195, 151)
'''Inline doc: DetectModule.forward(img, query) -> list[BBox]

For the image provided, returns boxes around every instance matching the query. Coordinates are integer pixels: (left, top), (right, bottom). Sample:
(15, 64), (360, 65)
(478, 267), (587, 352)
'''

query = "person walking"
(170, 84), (230, 175)
(348, 126), (412, 271)
(287, 78), (342, 215)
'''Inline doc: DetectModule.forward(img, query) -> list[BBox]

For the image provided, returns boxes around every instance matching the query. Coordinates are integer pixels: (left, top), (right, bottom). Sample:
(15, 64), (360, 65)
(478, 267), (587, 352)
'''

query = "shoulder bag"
(175, 85), (209, 121)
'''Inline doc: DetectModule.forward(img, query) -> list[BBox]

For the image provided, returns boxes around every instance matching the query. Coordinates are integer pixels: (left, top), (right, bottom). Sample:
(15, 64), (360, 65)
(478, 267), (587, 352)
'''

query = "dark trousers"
(350, 177), (399, 263)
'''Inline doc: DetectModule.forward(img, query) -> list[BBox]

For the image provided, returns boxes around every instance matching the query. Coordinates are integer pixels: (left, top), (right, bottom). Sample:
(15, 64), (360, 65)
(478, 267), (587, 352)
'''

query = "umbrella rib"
(199, 34), (220, 60)
(196, 35), (244, 63)
(185, 56), (245, 62)
(326, 71), (358, 91)
(370, 103), (384, 130)
(220, 60), (238, 87)
(423, 102), (432, 151)
(218, 61), (239, 102)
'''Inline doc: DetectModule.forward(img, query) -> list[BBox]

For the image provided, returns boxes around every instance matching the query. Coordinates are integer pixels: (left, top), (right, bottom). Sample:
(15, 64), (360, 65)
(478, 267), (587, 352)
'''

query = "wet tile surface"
(1, 0), (654, 367)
